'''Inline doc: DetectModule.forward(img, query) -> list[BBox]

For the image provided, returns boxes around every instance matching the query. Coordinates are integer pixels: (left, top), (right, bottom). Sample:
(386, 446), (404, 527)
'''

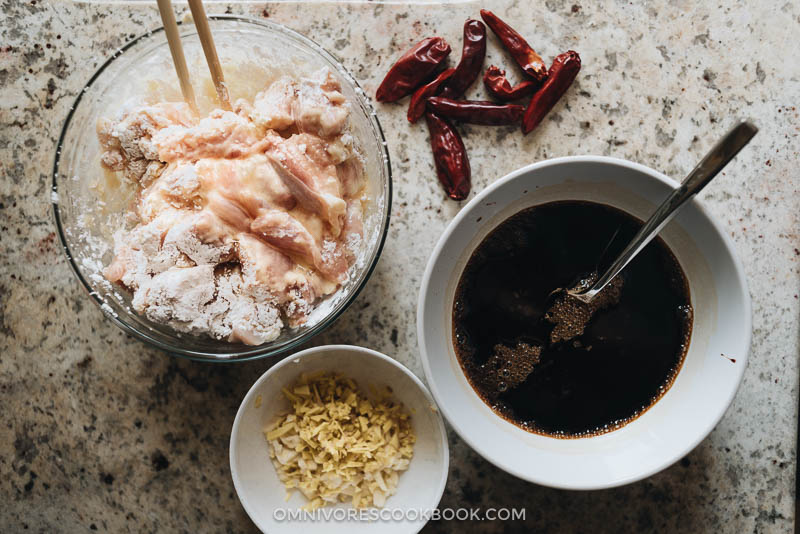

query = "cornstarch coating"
(97, 68), (367, 345)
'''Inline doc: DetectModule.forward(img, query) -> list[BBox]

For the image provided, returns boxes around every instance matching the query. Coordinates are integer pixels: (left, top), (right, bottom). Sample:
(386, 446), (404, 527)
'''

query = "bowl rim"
(416, 155), (752, 490)
(229, 344), (450, 532)
(51, 15), (392, 362)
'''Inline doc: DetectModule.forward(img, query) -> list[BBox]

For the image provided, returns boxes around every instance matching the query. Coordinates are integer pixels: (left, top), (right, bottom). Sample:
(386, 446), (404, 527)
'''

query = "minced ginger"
(264, 372), (415, 509)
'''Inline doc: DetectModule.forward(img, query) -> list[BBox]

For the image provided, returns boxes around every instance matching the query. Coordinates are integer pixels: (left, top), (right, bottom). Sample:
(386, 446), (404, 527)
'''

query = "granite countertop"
(2, 0), (798, 532)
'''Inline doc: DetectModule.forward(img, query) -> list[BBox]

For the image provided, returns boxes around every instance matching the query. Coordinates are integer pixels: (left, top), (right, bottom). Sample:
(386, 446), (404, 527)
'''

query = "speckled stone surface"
(1, 1), (799, 532)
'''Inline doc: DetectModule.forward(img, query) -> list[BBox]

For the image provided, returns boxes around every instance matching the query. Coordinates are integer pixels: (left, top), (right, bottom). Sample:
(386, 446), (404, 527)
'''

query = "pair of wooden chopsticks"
(156, 0), (231, 112)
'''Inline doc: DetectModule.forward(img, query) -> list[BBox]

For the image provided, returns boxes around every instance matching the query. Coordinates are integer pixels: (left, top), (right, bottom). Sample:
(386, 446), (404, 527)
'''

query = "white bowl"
(417, 156), (750, 490)
(230, 345), (449, 533)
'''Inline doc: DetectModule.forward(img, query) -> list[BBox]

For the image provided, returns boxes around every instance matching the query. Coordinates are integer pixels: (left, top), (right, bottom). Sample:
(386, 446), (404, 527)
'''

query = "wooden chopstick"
(156, 0), (197, 113)
(187, 0), (231, 110)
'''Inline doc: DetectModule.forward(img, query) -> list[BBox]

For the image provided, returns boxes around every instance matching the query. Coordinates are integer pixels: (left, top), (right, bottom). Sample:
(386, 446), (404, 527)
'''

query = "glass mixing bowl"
(52, 16), (391, 361)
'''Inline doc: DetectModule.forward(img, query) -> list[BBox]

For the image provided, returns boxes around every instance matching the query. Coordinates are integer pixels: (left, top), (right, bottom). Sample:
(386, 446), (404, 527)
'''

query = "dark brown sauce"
(453, 201), (693, 438)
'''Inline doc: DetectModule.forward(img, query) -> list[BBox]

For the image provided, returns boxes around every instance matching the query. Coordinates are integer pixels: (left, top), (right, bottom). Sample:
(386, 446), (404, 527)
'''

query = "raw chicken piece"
(161, 212), (234, 266)
(190, 208), (235, 244)
(266, 133), (347, 235)
(196, 155), (296, 215)
(205, 268), (284, 344)
(97, 102), (195, 183)
(251, 210), (348, 283)
(251, 77), (297, 131)
(103, 210), (183, 289)
(132, 265), (217, 330)
(336, 158), (366, 198)
(204, 191), (253, 234)
(103, 208), (232, 289)
(153, 110), (272, 162)
(237, 234), (297, 294)
(249, 70), (349, 137)
(138, 161), (202, 221)
(318, 235), (350, 283)
(324, 135), (353, 164)
(251, 210), (319, 266)
(237, 234), (322, 327)
(293, 69), (349, 137)
(153, 155), (297, 237)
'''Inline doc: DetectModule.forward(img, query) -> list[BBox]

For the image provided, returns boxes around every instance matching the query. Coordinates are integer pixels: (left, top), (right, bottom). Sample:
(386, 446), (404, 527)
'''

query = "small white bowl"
(230, 345), (449, 533)
(418, 156), (751, 490)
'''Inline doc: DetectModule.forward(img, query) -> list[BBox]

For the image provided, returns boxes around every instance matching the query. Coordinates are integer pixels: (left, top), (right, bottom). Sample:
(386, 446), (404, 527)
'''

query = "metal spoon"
(567, 120), (758, 304)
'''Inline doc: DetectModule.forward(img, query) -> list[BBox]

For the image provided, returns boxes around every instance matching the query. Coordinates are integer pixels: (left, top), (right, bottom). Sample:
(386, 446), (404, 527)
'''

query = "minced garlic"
(264, 372), (415, 510)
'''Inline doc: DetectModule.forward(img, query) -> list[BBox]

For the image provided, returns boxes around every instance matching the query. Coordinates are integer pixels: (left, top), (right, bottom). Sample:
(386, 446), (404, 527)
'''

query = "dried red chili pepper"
(483, 65), (538, 101)
(427, 97), (524, 126)
(407, 68), (456, 123)
(440, 19), (487, 99)
(479, 9), (547, 82)
(425, 112), (471, 200)
(375, 37), (452, 103)
(522, 50), (581, 134)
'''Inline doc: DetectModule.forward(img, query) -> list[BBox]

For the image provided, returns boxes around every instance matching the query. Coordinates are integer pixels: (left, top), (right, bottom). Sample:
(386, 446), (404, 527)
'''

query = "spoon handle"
(580, 120), (758, 301)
